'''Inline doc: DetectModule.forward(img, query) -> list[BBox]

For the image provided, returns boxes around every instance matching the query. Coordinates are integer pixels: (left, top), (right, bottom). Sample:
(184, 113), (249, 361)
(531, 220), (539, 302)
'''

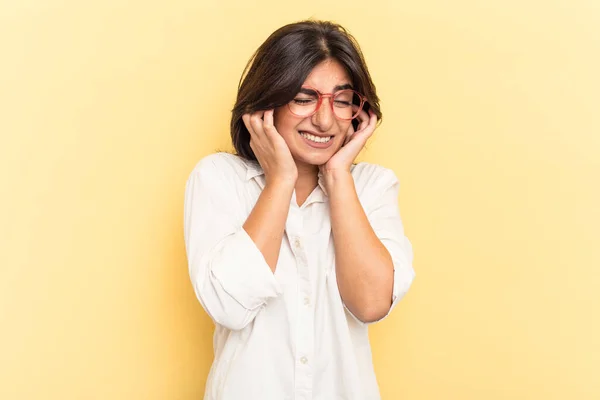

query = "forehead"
(302, 59), (351, 91)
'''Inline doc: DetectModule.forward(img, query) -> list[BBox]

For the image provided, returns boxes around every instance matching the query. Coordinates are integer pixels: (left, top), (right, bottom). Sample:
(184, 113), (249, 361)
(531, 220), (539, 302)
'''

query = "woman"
(184, 19), (415, 400)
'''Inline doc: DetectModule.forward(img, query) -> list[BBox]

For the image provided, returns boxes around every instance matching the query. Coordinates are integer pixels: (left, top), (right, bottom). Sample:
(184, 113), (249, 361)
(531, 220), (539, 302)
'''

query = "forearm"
(243, 180), (294, 272)
(326, 170), (394, 322)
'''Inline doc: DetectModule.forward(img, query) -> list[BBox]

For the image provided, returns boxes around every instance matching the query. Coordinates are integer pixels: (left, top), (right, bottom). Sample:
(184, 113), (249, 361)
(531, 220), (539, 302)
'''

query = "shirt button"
(294, 238), (301, 249)
(300, 356), (308, 364)
(303, 297), (310, 306)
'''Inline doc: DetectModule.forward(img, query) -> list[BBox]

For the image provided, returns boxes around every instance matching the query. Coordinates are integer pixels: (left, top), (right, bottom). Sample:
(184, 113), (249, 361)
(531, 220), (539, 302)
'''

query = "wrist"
(322, 168), (352, 182)
(321, 169), (353, 192)
(265, 175), (297, 191)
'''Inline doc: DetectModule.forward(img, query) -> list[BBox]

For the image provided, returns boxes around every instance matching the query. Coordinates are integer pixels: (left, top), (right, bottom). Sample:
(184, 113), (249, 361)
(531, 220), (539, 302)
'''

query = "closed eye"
(293, 98), (317, 105)
(334, 100), (353, 107)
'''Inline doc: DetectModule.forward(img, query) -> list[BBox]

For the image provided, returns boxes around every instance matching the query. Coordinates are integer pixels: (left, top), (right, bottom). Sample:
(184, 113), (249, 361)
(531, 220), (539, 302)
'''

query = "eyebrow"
(334, 83), (354, 91)
(299, 83), (354, 95)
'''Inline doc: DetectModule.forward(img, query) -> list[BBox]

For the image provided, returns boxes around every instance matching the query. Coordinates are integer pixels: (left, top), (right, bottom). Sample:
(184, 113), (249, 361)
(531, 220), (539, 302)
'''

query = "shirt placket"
(286, 206), (314, 400)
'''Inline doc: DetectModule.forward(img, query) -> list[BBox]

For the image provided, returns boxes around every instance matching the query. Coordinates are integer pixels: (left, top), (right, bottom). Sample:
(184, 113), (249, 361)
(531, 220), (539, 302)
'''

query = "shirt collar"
(244, 159), (328, 204)
(245, 160), (264, 182)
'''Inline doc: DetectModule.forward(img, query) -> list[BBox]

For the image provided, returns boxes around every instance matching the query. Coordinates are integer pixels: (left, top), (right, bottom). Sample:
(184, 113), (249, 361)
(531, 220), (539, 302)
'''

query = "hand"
(242, 110), (298, 187)
(320, 108), (378, 177)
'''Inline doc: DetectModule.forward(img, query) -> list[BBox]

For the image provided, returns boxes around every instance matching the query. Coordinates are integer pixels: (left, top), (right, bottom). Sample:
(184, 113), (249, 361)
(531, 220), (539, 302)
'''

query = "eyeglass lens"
(289, 89), (363, 119)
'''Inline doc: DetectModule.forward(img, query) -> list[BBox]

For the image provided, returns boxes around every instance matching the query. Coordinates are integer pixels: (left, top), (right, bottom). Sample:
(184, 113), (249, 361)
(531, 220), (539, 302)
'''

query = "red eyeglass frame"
(287, 85), (368, 120)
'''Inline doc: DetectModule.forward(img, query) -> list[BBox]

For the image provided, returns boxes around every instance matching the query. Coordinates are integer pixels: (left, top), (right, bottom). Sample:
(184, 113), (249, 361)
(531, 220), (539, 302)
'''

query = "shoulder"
(350, 162), (399, 194)
(349, 162), (401, 210)
(188, 152), (256, 183)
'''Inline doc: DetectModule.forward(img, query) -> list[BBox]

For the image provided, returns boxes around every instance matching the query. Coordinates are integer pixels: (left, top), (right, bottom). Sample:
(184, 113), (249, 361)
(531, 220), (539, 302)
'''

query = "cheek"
(336, 121), (352, 141)
(340, 120), (353, 132)
(273, 107), (296, 134)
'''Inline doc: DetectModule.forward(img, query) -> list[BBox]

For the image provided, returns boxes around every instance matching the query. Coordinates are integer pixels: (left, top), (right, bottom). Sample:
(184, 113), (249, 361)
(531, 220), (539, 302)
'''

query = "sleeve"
(183, 156), (282, 331)
(347, 167), (416, 325)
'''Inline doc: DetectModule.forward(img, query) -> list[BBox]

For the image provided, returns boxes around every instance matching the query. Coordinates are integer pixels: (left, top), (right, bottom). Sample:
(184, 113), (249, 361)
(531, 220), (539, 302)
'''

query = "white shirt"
(183, 152), (415, 400)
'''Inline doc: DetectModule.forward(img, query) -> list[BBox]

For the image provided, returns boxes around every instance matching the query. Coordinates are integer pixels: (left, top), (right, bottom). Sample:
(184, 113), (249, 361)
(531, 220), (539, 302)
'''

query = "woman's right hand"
(242, 110), (298, 187)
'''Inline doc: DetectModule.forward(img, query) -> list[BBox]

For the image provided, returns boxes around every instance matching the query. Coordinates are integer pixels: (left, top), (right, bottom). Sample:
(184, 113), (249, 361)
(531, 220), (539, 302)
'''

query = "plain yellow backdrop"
(1, 0), (599, 399)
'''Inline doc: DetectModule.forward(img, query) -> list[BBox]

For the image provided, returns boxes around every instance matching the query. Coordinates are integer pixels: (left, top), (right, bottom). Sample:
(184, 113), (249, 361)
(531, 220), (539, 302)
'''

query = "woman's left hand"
(319, 108), (378, 177)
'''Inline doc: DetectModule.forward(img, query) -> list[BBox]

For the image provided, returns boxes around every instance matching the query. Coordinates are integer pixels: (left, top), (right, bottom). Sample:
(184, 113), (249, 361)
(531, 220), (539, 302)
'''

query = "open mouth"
(298, 131), (332, 143)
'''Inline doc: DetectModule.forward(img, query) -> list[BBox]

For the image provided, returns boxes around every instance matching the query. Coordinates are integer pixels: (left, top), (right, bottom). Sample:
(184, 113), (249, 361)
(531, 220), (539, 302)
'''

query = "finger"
(249, 111), (265, 137)
(355, 108), (370, 133)
(366, 109), (378, 130)
(343, 123), (355, 146)
(359, 109), (378, 134)
(242, 113), (255, 137)
(350, 105), (368, 131)
(348, 111), (377, 146)
(249, 138), (262, 163)
(359, 110), (378, 141)
(262, 109), (276, 137)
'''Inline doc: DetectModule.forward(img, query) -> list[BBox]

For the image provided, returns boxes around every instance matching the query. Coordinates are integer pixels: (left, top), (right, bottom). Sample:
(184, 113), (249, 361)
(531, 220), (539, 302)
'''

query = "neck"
(295, 160), (319, 185)
(293, 160), (319, 206)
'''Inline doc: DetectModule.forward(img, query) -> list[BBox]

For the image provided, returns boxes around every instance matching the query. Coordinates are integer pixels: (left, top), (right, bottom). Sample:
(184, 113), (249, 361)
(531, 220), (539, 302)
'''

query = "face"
(273, 59), (353, 168)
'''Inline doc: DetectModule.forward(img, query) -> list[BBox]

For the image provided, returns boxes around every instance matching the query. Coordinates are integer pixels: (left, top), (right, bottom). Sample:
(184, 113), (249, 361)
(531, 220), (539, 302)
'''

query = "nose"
(311, 96), (335, 131)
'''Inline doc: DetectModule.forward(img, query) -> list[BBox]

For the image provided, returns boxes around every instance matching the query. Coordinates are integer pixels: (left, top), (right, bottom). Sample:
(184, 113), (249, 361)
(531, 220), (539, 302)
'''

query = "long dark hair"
(230, 20), (382, 161)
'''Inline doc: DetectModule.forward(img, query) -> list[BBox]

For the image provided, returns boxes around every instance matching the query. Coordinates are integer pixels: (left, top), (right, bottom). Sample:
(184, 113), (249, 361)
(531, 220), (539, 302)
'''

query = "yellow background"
(1, 0), (599, 399)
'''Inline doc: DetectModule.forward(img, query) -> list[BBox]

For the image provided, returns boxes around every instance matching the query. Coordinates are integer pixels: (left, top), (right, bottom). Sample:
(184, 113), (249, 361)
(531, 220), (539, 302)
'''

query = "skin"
(241, 59), (394, 323)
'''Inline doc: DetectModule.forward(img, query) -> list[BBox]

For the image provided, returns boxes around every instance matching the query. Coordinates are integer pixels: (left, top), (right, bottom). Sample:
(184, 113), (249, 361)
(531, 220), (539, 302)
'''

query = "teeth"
(300, 132), (332, 143)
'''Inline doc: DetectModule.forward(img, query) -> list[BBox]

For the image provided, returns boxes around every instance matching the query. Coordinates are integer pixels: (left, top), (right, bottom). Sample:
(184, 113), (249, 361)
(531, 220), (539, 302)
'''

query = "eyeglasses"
(287, 85), (367, 120)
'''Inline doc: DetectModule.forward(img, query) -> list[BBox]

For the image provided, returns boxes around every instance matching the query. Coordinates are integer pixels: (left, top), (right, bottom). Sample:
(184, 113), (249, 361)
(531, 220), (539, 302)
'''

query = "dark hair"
(230, 19), (382, 161)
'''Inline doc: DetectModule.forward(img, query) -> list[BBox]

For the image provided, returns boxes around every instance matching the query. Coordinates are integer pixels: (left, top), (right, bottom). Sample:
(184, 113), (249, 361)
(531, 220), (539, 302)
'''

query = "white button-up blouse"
(183, 152), (415, 400)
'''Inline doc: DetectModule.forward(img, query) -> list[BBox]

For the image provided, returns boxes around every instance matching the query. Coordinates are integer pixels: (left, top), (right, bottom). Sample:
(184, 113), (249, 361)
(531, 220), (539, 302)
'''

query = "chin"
(293, 150), (335, 167)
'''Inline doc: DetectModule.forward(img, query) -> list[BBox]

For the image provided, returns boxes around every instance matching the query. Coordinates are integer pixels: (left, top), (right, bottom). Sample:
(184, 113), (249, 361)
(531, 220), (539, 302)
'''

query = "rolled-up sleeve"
(361, 168), (416, 324)
(183, 156), (282, 331)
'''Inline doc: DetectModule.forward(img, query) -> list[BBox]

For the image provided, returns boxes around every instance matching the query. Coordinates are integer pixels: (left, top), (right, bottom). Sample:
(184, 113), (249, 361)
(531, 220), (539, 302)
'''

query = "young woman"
(184, 19), (415, 400)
